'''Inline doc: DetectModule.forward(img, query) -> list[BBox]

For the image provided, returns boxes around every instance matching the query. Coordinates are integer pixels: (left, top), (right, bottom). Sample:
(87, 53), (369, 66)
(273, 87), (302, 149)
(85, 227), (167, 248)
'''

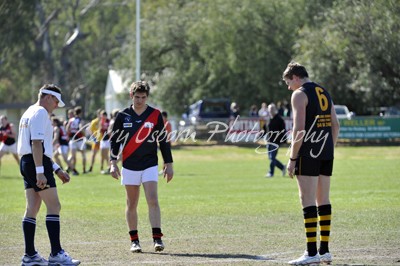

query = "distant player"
(66, 106), (87, 175)
(0, 115), (19, 171)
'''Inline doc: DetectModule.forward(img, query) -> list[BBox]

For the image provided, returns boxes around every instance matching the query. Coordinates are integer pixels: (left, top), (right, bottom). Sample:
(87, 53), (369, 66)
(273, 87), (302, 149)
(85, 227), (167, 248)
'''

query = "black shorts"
(20, 154), (56, 192)
(294, 156), (333, 176)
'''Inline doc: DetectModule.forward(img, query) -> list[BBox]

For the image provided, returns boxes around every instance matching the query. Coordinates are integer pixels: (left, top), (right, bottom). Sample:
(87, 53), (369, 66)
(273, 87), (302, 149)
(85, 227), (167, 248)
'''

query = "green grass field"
(0, 145), (399, 265)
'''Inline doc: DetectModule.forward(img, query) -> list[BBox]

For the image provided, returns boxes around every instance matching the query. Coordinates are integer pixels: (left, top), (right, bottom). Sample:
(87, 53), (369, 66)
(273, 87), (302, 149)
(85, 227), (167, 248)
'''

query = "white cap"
(40, 89), (65, 107)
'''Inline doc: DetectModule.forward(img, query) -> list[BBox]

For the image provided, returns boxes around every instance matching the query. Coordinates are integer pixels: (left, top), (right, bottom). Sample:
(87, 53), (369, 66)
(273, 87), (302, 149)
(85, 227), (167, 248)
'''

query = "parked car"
(378, 106), (400, 117)
(179, 98), (231, 139)
(334, 105), (354, 119)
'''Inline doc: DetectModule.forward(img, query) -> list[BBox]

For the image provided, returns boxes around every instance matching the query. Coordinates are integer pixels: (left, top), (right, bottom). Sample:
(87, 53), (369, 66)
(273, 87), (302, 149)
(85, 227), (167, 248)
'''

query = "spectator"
(258, 102), (269, 117)
(249, 105), (259, 117)
(265, 104), (286, 178)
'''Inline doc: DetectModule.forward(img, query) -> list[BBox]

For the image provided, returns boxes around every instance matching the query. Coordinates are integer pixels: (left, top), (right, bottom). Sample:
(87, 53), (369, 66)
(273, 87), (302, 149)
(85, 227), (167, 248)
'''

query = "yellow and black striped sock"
(318, 204), (332, 254)
(303, 206), (318, 256)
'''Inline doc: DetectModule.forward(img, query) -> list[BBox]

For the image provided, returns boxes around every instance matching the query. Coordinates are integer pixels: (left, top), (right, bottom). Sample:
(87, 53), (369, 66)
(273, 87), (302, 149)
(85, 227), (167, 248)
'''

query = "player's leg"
(317, 160), (333, 263)
(68, 143), (78, 174)
(79, 142), (87, 173)
(0, 150), (4, 172)
(23, 189), (42, 256)
(40, 188), (80, 265)
(89, 142), (98, 172)
(125, 185), (141, 252)
(289, 175), (320, 265)
(9, 143), (19, 165)
(143, 166), (164, 251)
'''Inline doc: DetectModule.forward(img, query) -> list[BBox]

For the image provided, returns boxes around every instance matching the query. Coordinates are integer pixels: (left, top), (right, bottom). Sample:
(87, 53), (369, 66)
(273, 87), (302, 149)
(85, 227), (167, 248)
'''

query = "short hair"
(39, 84), (62, 99)
(74, 106), (82, 116)
(161, 111), (168, 118)
(282, 62), (309, 80)
(101, 110), (107, 116)
(111, 109), (119, 118)
(130, 81), (150, 96)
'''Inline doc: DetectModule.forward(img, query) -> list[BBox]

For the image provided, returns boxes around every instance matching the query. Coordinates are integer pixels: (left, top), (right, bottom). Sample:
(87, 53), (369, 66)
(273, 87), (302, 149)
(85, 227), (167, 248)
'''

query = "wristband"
(35, 166), (44, 174)
(53, 162), (60, 171)
(289, 157), (297, 161)
(55, 168), (62, 174)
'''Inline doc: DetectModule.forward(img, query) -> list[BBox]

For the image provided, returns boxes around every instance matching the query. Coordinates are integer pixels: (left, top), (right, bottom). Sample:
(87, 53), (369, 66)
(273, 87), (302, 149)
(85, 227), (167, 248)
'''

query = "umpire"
(18, 84), (80, 266)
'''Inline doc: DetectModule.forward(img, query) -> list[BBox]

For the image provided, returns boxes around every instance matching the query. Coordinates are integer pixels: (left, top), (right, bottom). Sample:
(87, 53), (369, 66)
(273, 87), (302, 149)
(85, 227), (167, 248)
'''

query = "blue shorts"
(20, 154), (56, 192)
(294, 156), (333, 176)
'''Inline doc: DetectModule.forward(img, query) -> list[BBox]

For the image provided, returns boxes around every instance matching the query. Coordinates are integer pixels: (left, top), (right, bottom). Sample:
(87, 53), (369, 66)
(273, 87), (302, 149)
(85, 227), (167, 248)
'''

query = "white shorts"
(0, 142), (17, 154)
(121, 165), (158, 186)
(100, 140), (110, 150)
(69, 139), (86, 151)
(58, 145), (69, 155)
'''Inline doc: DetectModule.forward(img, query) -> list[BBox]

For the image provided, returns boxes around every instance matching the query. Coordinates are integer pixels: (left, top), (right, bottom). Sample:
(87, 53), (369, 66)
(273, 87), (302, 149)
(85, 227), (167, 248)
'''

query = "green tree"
(294, 0), (400, 114)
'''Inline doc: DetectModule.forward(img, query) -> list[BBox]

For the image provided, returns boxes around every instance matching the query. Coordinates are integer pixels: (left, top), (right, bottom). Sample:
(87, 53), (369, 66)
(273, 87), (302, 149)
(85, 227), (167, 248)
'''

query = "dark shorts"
(294, 156), (333, 176)
(20, 154), (56, 192)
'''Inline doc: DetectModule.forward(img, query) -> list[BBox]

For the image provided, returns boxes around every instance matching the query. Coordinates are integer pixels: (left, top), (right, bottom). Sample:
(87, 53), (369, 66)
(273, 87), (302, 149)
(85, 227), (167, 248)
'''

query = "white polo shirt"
(18, 105), (54, 159)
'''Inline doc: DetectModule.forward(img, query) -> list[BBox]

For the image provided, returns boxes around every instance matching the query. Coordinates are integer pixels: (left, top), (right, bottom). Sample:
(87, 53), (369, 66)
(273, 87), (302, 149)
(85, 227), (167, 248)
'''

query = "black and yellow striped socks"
(318, 204), (332, 255)
(303, 206), (318, 256)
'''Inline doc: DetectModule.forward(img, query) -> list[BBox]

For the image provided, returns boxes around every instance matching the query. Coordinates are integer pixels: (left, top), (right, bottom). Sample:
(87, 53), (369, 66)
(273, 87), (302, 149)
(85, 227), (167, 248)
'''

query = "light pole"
(136, 0), (140, 81)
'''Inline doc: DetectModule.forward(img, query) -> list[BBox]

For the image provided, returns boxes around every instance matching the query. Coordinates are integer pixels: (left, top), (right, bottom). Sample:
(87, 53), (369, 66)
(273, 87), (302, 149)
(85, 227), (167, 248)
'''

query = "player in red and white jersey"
(0, 115), (19, 170)
(66, 106), (87, 175)
(110, 81), (173, 253)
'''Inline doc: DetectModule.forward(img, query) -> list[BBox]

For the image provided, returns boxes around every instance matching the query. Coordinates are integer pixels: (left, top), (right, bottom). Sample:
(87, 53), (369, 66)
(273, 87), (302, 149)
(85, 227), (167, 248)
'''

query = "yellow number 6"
(316, 87), (328, 111)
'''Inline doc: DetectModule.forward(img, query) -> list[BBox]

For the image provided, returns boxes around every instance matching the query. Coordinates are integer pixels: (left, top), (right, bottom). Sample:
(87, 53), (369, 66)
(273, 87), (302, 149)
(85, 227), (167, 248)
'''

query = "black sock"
(46, 215), (62, 256)
(152, 228), (163, 241)
(22, 217), (37, 256)
(318, 204), (332, 254)
(129, 230), (139, 242)
(303, 206), (318, 256)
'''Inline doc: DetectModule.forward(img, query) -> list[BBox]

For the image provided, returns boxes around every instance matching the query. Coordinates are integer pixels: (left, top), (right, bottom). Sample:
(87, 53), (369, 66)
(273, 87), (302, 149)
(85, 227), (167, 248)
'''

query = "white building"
(104, 69), (133, 115)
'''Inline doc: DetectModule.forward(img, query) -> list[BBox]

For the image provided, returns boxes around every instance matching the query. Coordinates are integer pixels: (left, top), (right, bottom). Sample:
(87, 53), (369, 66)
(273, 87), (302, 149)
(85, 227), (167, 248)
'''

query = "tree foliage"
(0, 0), (398, 117)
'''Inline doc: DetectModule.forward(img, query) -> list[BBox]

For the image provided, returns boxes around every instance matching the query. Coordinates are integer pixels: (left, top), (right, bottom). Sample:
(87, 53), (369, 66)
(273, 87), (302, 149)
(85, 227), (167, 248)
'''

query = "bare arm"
(289, 90), (308, 159)
(330, 102), (340, 146)
(32, 139), (47, 189)
(8, 123), (17, 139)
(287, 90), (307, 178)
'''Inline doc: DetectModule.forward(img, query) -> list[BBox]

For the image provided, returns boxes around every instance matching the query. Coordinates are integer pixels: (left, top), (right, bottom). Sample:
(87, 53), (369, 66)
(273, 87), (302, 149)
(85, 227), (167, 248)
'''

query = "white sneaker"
(21, 252), (48, 266)
(48, 250), (80, 266)
(130, 240), (142, 253)
(154, 239), (165, 252)
(319, 252), (332, 264)
(288, 251), (320, 265)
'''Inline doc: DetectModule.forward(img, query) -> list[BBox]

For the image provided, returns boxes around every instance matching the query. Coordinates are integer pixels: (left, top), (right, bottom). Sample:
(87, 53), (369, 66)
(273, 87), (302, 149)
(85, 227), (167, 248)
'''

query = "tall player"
(109, 81), (173, 253)
(282, 62), (340, 265)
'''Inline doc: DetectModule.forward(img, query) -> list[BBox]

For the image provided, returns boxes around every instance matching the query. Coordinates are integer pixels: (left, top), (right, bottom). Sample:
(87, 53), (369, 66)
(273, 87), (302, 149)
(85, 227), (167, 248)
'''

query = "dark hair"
(161, 111), (168, 118)
(74, 106), (82, 116)
(130, 81), (150, 96)
(111, 109), (119, 118)
(39, 84), (62, 99)
(282, 62), (309, 79)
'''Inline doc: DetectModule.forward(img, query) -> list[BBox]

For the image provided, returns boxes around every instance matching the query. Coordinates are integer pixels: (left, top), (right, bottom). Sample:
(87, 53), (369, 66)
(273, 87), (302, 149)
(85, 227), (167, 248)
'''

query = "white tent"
(104, 69), (132, 115)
